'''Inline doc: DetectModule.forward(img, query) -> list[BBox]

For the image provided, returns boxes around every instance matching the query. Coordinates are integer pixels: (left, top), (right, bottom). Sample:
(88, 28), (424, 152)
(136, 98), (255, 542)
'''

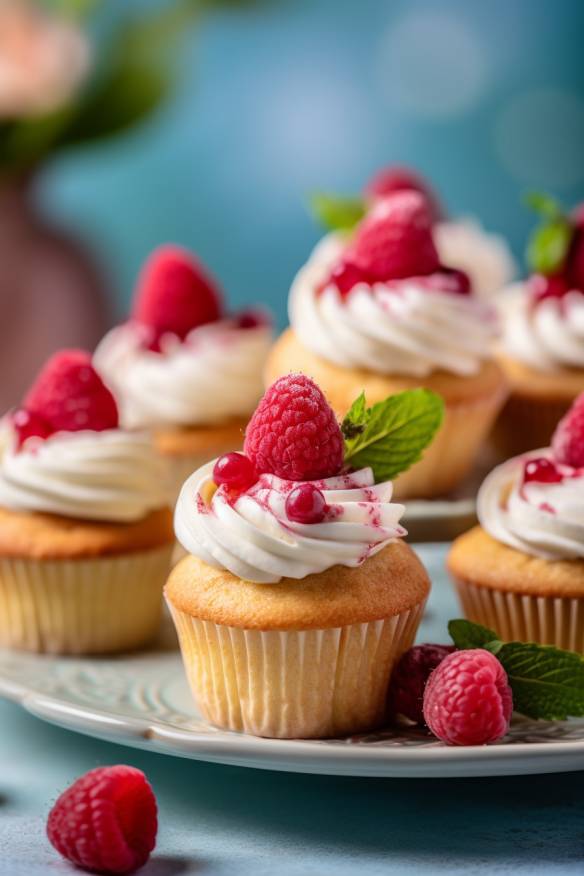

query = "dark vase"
(0, 173), (113, 413)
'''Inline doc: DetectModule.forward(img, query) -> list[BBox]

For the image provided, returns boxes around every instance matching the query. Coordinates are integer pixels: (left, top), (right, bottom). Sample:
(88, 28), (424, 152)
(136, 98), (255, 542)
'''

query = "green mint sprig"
(342, 388), (444, 482)
(310, 192), (366, 232)
(525, 191), (575, 277)
(449, 619), (584, 721)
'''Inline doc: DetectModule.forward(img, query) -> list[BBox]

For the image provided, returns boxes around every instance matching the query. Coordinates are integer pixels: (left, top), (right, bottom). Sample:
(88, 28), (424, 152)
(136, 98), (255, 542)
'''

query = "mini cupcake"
(494, 197), (584, 456)
(267, 191), (508, 499)
(449, 394), (584, 651)
(95, 244), (272, 498)
(0, 350), (174, 654)
(364, 165), (516, 299)
(166, 374), (438, 739)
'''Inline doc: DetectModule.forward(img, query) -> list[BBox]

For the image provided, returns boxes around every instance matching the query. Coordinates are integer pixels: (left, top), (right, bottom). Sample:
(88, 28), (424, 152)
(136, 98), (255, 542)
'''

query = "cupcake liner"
(393, 389), (506, 500)
(491, 393), (573, 459)
(167, 599), (426, 738)
(455, 577), (584, 652)
(0, 545), (174, 655)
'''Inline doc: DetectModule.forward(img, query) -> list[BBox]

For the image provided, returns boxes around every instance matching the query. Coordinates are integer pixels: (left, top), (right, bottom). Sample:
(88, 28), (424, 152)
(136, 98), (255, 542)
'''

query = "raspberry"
(364, 165), (443, 222)
(47, 765), (157, 874)
(388, 644), (455, 725)
(285, 483), (327, 524)
(523, 456), (563, 484)
(244, 374), (344, 481)
(349, 191), (440, 282)
(132, 244), (223, 349)
(11, 407), (52, 448)
(551, 393), (584, 468)
(24, 350), (118, 436)
(423, 649), (513, 746)
(213, 452), (258, 490)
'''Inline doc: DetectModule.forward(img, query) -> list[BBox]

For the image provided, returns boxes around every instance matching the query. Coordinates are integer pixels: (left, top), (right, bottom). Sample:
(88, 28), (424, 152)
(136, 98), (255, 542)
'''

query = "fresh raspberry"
(47, 765), (157, 874)
(132, 244), (223, 349)
(423, 649), (513, 746)
(244, 374), (344, 481)
(551, 393), (584, 468)
(364, 165), (443, 222)
(349, 192), (440, 282)
(24, 350), (118, 435)
(388, 644), (455, 725)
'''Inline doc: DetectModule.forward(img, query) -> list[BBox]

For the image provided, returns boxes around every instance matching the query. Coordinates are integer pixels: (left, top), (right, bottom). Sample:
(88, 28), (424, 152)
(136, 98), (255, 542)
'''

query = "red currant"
(529, 273), (568, 305)
(11, 408), (51, 448)
(285, 483), (327, 524)
(523, 457), (563, 484)
(213, 452), (257, 490)
(235, 309), (267, 329)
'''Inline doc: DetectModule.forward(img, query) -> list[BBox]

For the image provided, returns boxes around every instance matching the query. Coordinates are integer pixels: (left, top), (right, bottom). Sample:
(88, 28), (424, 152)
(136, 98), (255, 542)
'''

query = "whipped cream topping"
(175, 461), (406, 583)
(478, 451), (584, 561)
(0, 426), (171, 522)
(94, 318), (272, 430)
(434, 218), (516, 299)
(290, 234), (499, 378)
(498, 283), (584, 372)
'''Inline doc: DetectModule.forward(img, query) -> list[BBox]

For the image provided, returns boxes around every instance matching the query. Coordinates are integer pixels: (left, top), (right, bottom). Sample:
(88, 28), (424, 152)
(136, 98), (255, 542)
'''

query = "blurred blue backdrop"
(40, 0), (584, 328)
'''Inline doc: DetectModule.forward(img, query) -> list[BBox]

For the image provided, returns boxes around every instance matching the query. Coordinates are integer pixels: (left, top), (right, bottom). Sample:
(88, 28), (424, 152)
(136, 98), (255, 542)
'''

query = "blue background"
(39, 0), (584, 328)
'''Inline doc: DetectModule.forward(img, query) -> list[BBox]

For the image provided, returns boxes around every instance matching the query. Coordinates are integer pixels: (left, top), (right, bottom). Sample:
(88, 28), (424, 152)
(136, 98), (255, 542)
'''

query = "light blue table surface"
(0, 544), (582, 875)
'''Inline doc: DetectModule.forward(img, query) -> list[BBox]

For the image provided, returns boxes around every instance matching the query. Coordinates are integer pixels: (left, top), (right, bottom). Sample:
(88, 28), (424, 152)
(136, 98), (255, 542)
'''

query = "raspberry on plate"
(244, 373), (344, 481)
(423, 649), (513, 746)
(388, 643), (455, 725)
(47, 765), (157, 874)
(24, 349), (119, 436)
(349, 191), (440, 282)
(551, 392), (584, 468)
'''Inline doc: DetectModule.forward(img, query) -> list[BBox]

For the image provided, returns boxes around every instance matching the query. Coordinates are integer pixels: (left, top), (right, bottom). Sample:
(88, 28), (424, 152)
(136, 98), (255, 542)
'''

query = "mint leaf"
(526, 219), (573, 276)
(525, 191), (563, 220)
(341, 392), (367, 440)
(497, 642), (584, 721)
(448, 619), (500, 650)
(343, 388), (444, 482)
(310, 193), (366, 232)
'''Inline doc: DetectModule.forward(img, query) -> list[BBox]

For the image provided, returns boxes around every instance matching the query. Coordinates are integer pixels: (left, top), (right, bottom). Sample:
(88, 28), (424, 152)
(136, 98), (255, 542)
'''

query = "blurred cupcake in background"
(95, 245), (272, 499)
(494, 195), (584, 457)
(0, 350), (174, 655)
(267, 190), (508, 499)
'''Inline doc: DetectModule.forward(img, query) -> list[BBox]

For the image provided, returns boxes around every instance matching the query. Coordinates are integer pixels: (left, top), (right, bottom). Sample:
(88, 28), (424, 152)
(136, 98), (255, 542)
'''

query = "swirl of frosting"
(175, 461), (406, 583)
(477, 452), (584, 561)
(434, 218), (516, 299)
(0, 427), (171, 522)
(94, 319), (272, 430)
(498, 284), (584, 371)
(289, 234), (499, 378)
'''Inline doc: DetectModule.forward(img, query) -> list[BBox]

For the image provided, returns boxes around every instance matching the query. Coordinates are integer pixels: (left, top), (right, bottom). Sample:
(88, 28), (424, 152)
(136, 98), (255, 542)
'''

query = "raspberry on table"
(551, 392), (584, 468)
(388, 643), (455, 725)
(47, 765), (157, 875)
(423, 649), (513, 746)
(24, 349), (119, 437)
(244, 374), (344, 481)
(132, 244), (223, 348)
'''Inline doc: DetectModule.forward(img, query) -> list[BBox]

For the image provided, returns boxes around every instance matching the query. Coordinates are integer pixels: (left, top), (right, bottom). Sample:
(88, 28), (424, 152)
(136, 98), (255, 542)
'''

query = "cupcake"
(448, 394), (584, 651)
(267, 191), (508, 499)
(364, 165), (516, 299)
(166, 374), (439, 739)
(0, 350), (174, 654)
(95, 244), (272, 498)
(494, 197), (584, 456)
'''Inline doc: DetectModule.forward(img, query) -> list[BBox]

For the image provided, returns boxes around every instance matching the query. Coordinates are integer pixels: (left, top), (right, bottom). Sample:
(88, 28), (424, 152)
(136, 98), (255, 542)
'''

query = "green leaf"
(310, 193), (366, 232)
(343, 388), (444, 482)
(341, 392), (367, 440)
(497, 642), (584, 721)
(524, 191), (563, 220)
(526, 219), (573, 276)
(448, 619), (500, 651)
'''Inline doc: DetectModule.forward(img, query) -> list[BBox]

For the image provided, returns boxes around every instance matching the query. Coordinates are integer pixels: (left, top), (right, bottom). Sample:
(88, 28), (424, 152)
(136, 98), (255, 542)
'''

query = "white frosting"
(0, 427), (171, 522)
(478, 451), (584, 561)
(94, 319), (272, 430)
(434, 218), (516, 300)
(498, 283), (584, 372)
(289, 234), (498, 378)
(175, 461), (406, 583)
